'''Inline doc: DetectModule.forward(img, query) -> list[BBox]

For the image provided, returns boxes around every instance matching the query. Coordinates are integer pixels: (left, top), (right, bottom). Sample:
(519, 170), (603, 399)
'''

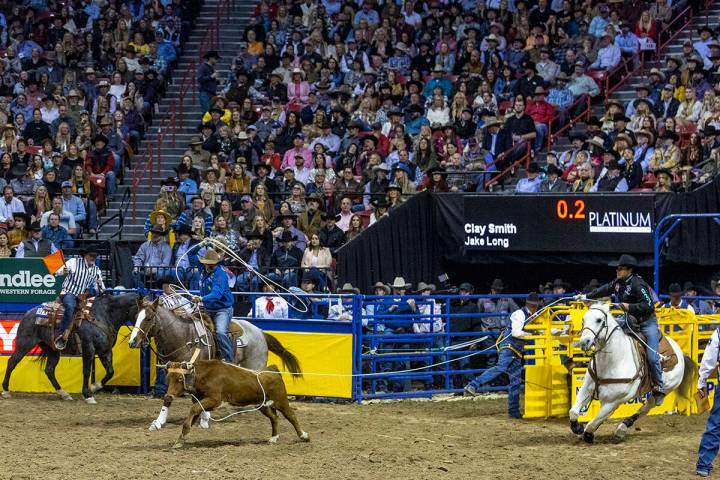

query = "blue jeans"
(208, 307), (234, 361)
(60, 293), (77, 332)
(468, 347), (522, 417)
(622, 316), (662, 388)
(106, 171), (117, 196)
(199, 91), (212, 114)
(154, 366), (167, 396)
(269, 270), (298, 288)
(698, 390), (720, 473)
(534, 123), (548, 151)
(237, 271), (259, 292)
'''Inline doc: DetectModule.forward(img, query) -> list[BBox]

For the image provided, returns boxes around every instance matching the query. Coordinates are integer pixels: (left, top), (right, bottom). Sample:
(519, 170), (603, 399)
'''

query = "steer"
(165, 360), (310, 448)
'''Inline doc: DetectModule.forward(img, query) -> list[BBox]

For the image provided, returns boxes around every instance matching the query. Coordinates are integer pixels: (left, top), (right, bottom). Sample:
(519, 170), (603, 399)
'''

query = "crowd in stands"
(125, 0), (720, 293)
(0, 0), (201, 258)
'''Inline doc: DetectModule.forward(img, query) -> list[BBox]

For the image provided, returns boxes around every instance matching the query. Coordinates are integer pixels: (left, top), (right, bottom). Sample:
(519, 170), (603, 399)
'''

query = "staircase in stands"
(501, 2), (720, 191)
(101, 0), (253, 240)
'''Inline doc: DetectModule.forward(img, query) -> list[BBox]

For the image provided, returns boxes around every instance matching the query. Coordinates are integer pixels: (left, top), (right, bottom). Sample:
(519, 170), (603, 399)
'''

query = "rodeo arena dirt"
(0, 393), (709, 480)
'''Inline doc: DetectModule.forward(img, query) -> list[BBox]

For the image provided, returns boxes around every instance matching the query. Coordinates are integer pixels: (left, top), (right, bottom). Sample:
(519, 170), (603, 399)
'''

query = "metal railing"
(484, 142), (532, 190)
(546, 95), (592, 153)
(130, 0), (233, 223)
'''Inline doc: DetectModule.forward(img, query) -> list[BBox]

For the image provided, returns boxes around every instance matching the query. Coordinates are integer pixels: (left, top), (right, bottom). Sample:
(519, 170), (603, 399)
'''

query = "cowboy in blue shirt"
(193, 249), (235, 361)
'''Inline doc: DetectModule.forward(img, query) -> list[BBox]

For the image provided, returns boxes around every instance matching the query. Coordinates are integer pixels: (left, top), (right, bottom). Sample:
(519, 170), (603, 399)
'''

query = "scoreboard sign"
(463, 195), (654, 253)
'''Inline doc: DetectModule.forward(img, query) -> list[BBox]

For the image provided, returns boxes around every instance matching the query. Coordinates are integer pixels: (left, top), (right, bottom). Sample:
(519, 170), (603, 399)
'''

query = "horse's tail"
(677, 354), (696, 401)
(263, 333), (303, 379)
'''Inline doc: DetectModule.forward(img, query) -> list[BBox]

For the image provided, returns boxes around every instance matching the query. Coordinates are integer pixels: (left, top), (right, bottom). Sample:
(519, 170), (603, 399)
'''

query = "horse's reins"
(132, 305), (210, 361)
(582, 306), (643, 398)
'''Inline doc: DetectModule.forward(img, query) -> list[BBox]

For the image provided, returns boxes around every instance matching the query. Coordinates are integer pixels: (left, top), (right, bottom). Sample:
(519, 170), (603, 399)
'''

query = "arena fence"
(1, 283), (719, 416)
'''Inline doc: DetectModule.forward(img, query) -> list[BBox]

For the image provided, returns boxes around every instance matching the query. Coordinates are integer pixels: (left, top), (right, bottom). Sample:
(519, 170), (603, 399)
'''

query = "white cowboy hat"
(390, 277), (412, 289)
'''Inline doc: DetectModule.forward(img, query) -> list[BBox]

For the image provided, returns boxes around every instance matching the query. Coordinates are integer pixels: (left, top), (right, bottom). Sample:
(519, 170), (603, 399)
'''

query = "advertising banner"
(463, 194), (655, 253)
(0, 258), (64, 304)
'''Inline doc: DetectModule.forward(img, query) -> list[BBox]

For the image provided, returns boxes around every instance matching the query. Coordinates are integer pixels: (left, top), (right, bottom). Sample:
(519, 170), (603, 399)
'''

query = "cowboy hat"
(338, 283), (360, 294)
(92, 134), (108, 145)
(648, 68), (665, 80)
(660, 130), (679, 142)
(372, 281), (391, 293)
(372, 164), (390, 173)
(149, 209), (172, 226)
(199, 249), (222, 264)
(525, 292), (541, 306)
(174, 224), (193, 236)
(371, 198), (390, 209)
(668, 282), (683, 295)
(426, 166), (447, 176)
(390, 276), (412, 289)
(636, 129), (655, 144)
(587, 136), (606, 149)
(481, 117), (503, 128)
(609, 254), (638, 268)
(278, 230), (297, 243)
(300, 272), (317, 285)
(237, 131), (250, 140)
(202, 51), (221, 59)
(188, 136), (203, 146)
(458, 282), (474, 292)
(149, 224), (167, 236)
(416, 282), (436, 293)
(654, 168), (673, 179)
(490, 278), (505, 290)
(569, 131), (587, 142)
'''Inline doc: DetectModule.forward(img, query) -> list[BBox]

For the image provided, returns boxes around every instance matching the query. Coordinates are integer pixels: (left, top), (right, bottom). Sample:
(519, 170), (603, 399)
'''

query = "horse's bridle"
(580, 306), (620, 352)
(132, 302), (209, 360)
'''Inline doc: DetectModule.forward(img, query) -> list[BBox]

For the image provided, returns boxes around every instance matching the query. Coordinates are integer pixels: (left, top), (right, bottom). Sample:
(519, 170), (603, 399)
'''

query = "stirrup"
(54, 335), (67, 351)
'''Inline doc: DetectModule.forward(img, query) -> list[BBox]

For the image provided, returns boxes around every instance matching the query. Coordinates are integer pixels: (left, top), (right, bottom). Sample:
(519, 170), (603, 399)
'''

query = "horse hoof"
(199, 420), (210, 429)
(172, 442), (184, 449)
(149, 421), (161, 431)
(1, 391), (11, 399)
(583, 431), (594, 444)
(268, 435), (279, 444)
(613, 423), (628, 443)
(84, 397), (97, 405)
(300, 431), (310, 442)
(570, 420), (584, 436)
(56, 389), (73, 401)
(89, 382), (103, 394)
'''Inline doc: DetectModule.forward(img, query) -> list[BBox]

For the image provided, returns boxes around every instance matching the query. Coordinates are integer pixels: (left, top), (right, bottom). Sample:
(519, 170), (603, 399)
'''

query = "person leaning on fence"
(170, 224), (203, 291)
(54, 247), (105, 351)
(327, 283), (361, 322)
(191, 249), (235, 362)
(695, 325), (720, 477)
(663, 282), (696, 313)
(464, 292), (541, 419)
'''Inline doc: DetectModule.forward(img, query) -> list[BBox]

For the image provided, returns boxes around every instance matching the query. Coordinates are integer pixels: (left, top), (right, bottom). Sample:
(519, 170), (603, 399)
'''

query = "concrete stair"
(101, 0), (254, 240)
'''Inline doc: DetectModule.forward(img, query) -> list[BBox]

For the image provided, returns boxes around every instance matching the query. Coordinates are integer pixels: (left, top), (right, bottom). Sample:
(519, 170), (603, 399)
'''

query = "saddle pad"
(659, 335), (679, 372)
(231, 320), (247, 348)
(35, 302), (63, 327)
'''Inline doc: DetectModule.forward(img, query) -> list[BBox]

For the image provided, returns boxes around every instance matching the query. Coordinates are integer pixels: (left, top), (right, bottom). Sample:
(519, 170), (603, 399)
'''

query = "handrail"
(129, 0), (233, 223)
(604, 52), (643, 100)
(656, 6), (693, 54)
(96, 187), (130, 240)
(484, 142), (532, 190)
(546, 94), (591, 153)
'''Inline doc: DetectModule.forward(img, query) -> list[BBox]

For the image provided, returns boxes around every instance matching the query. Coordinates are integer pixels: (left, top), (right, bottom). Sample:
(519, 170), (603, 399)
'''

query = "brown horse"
(165, 359), (310, 448)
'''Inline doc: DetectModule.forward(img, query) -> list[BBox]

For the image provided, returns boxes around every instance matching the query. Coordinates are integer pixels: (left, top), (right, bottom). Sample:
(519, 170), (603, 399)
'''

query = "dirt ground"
(0, 392), (710, 480)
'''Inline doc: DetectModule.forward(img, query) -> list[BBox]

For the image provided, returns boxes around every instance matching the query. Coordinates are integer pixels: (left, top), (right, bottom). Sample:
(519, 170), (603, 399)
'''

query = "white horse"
(568, 302), (694, 443)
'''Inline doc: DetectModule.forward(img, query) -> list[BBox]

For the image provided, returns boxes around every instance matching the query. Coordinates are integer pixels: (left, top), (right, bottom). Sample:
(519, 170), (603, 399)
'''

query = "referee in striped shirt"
(55, 248), (105, 350)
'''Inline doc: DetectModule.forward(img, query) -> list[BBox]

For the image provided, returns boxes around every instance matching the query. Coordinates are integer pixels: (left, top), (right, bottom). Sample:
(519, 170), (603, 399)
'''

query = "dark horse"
(1, 293), (140, 403)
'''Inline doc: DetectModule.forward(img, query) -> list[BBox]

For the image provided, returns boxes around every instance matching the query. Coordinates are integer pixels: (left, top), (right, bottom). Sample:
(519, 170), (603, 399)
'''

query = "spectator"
(197, 51), (220, 114)
(42, 212), (73, 250)
(649, 131), (681, 174)
(515, 162), (543, 193)
(176, 196), (213, 233)
(0, 185), (25, 226)
(133, 225), (172, 288)
(269, 230), (304, 287)
(40, 196), (77, 236)
(539, 164), (567, 192)
(170, 224), (202, 291)
(7, 212), (28, 248)
(15, 221), (57, 258)
(237, 231), (270, 292)
(525, 86), (556, 151)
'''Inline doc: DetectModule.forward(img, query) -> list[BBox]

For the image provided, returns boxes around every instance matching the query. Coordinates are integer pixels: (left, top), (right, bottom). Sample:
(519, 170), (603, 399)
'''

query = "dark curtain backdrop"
(337, 178), (720, 290)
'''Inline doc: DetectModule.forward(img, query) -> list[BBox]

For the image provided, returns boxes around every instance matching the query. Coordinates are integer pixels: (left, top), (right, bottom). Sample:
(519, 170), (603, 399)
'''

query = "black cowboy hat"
(683, 281), (697, 292)
(149, 224), (167, 236)
(569, 131), (587, 142)
(586, 116), (602, 127)
(278, 230), (297, 243)
(244, 230), (264, 241)
(668, 283), (683, 295)
(545, 164), (563, 176)
(92, 134), (108, 145)
(174, 224), (193, 236)
(28, 221), (42, 231)
(660, 130), (679, 142)
(253, 163), (271, 174)
(654, 168), (673, 179)
(198, 122), (216, 133)
(490, 278), (504, 290)
(161, 176), (178, 187)
(609, 254), (638, 268)
(612, 113), (630, 123)
(525, 292), (541, 306)
(202, 50), (221, 59)
(301, 272), (317, 285)
(278, 213), (297, 222)
(371, 198), (390, 209)
(552, 278), (569, 289)
(426, 166), (447, 176)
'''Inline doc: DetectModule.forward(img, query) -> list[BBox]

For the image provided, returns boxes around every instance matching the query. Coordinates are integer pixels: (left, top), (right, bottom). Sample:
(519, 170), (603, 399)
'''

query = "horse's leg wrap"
(623, 413), (640, 428)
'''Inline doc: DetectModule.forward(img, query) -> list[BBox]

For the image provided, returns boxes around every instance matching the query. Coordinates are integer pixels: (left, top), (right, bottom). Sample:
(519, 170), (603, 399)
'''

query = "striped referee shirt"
(60, 257), (105, 296)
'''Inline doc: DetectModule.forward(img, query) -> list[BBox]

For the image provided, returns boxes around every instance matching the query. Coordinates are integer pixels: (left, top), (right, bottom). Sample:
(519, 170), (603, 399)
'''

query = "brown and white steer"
(165, 360), (310, 448)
